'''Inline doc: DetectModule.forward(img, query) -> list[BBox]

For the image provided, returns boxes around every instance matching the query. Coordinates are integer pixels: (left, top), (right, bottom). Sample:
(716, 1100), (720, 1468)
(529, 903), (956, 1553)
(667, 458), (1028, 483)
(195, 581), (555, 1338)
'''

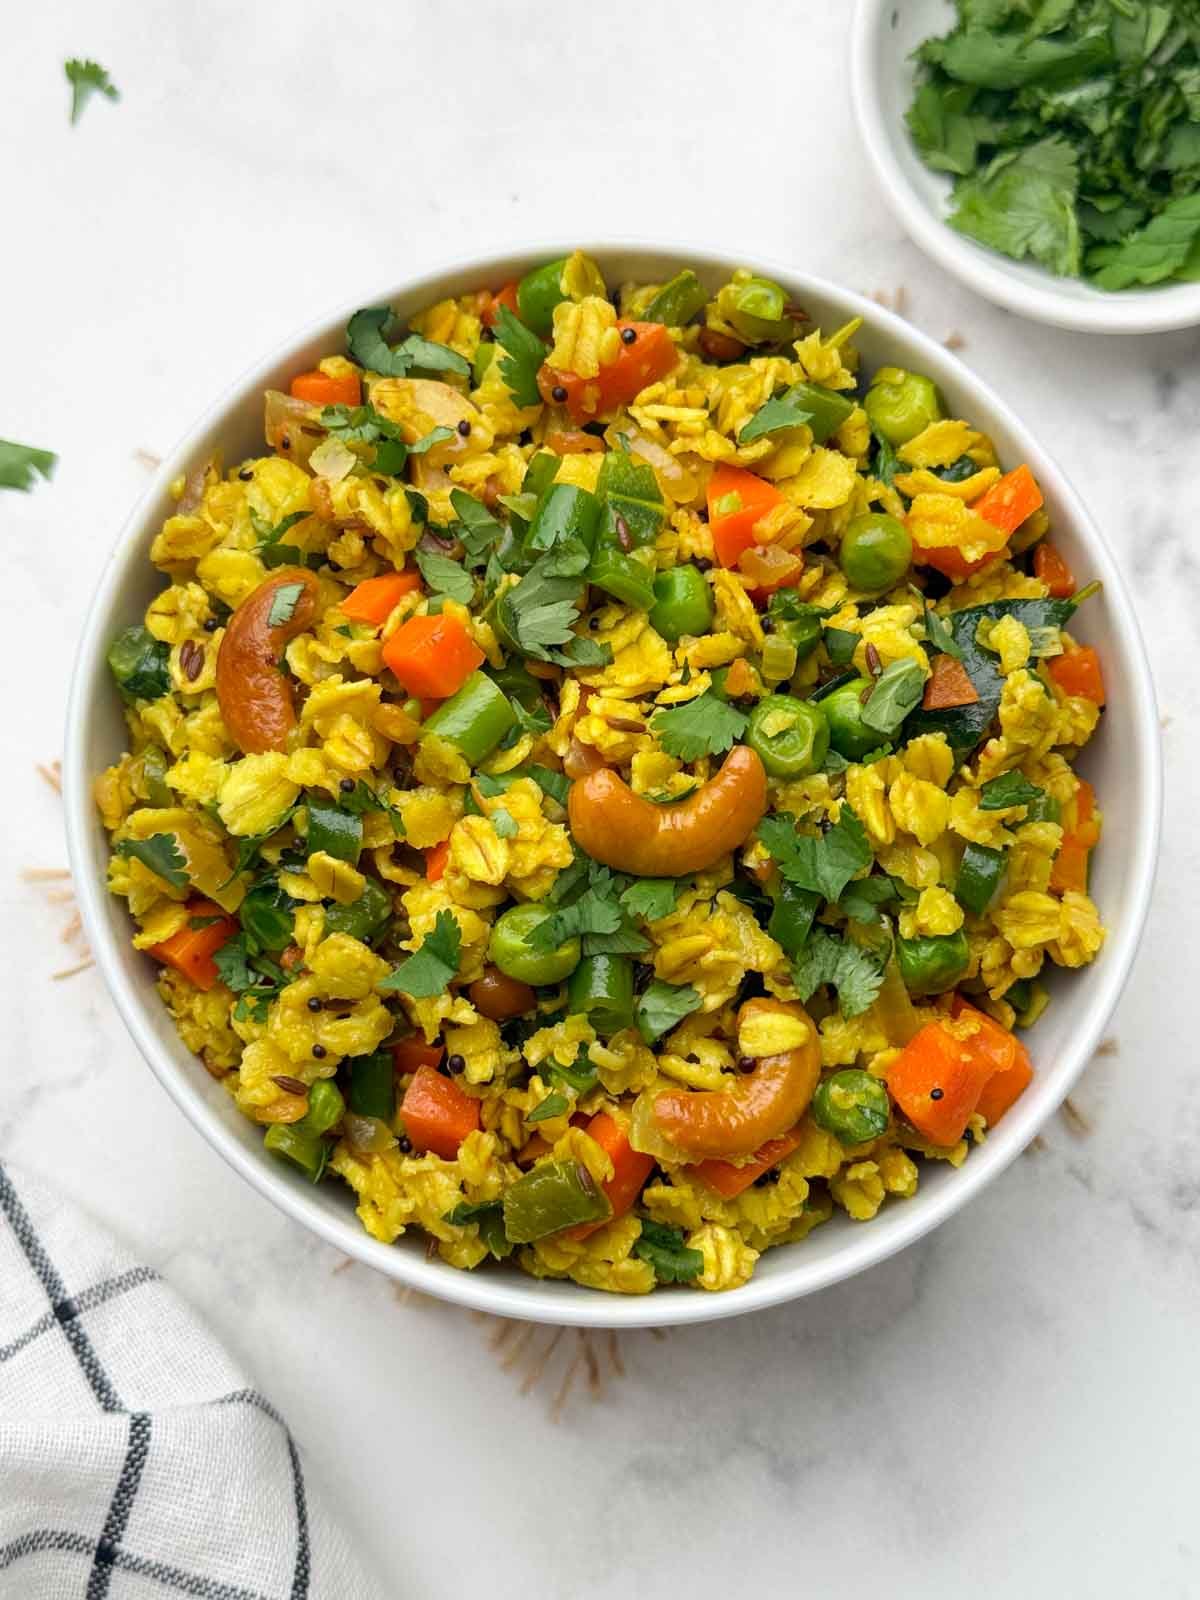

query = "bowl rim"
(64, 237), (1163, 1328)
(849, 0), (1200, 335)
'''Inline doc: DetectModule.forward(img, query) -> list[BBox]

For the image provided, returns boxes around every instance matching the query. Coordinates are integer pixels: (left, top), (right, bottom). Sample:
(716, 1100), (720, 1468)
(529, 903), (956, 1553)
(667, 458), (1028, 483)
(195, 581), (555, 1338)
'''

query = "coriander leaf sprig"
(65, 59), (119, 125)
(0, 440), (57, 493)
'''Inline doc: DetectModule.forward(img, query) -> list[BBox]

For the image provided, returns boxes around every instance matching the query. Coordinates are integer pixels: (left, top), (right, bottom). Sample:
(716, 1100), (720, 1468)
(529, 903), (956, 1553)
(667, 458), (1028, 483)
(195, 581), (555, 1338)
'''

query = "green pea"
(488, 904), (581, 985)
(839, 512), (913, 594)
(516, 258), (569, 337)
(746, 694), (829, 780)
(812, 1069), (892, 1145)
(726, 276), (795, 344)
(896, 930), (970, 997)
(863, 365), (944, 447)
(819, 680), (881, 761)
(649, 566), (714, 642)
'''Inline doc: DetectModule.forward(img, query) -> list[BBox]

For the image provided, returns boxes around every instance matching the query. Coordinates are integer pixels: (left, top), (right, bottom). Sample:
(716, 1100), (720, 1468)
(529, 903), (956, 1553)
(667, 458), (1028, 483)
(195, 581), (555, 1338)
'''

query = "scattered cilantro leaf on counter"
(492, 305), (547, 408)
(379, 909), (461, 998)
(636, 981), (703, 1045)
(414, 548), (474, 605)
(115, 833), (188, 889)
(651, 692), (747, 761)
(0, 439), (58, 492)
(633, 1219), (704, 1284)
(65, 59), (119, 125)
(756, 808), (872, 905)
(791, 928), (884, 1019)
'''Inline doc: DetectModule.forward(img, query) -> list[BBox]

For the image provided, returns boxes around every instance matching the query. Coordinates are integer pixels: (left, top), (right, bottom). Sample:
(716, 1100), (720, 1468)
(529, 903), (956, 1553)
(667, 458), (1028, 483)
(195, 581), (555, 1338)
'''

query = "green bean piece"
(502, 1160), (611, 1243)
(641, 269), (709, 327)
(348, 1050), (396, 1121)
(421, 671), (517, 766)
(896, 930), (970, 996)
(488, 904), (581, 985)
(516, 258), (570, 336)
(322, 877), (393, 944)
(648, 566), (714, 642)
(955, 842), (1005, 916)
(264, 1078), (345, 1182)
(746, 695), (830, 779)
(812, 1069), (892, 1145)
(567, 955), (635, 1036)
(305, 799), (363, 865)
(863, 366), (944, 447)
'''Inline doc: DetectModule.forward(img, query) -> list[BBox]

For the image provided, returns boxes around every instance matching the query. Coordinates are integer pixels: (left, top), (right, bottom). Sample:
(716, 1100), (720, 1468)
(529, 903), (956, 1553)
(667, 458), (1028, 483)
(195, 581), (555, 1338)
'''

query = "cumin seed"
(272, 1074), (308, 1096)
(865, 642), (882, 678)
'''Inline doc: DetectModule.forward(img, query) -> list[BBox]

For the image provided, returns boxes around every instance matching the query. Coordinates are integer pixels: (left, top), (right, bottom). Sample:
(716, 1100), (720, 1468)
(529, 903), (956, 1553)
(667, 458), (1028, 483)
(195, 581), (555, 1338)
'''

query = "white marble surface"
(3, 3), (1198, 1595)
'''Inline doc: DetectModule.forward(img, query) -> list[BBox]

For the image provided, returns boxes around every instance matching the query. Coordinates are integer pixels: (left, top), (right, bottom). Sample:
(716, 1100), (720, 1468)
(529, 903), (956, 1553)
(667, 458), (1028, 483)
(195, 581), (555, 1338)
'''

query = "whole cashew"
(567, 746), (767, 877)
(216, 569), (320, 754)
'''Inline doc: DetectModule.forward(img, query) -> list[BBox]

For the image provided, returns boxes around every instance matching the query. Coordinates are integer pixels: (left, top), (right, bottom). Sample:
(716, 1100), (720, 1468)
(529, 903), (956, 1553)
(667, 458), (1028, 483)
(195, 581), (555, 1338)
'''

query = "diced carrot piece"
(951, 999), (1035, 1127)
(1049, 645), (1105, 706)
(537, 322), (678, 422)
(885, 1022), (992, 1146)
(972, 464), (1044, 535)
(570, 1112), (655, 1239)
(482, 282), (519, 330)
(147, 899), (238, 992)
(706, 464), (787, 568)
(425, 840), (451, 882)
(1032, 542), (1075, 598)
(400, 1065), (480, 1160)
(392, 1037), (444, 1076)
(381, 613), (484, 699)
(1050, 841), (1090, 894)
(692, 1128), (805, 1199)
(1071, 780), (1101, 847)
(289, 369), (362, 407)
(340, 571), (422, 625)
(923, 653), (980, 710)
(917, 543), (1005, 581)
(723, 657), (757, 698)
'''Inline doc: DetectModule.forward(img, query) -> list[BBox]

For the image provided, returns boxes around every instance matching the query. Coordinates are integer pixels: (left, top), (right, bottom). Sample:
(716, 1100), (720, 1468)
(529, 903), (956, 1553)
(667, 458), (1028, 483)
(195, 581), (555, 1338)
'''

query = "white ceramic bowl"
(65, 243), (1161, 1328)
(850, 0), (1200, 334)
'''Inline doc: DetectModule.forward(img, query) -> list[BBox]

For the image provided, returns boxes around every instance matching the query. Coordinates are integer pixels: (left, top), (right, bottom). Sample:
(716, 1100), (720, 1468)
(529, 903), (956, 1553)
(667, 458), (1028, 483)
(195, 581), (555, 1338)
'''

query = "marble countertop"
(3, 3), (1197, 1594)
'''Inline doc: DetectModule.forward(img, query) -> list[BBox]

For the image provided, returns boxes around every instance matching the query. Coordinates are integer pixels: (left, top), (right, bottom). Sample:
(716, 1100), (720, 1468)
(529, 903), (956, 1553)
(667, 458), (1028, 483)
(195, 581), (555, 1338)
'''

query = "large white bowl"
(65, 243), (1161, 1328)
(850, 0), (1200, 334)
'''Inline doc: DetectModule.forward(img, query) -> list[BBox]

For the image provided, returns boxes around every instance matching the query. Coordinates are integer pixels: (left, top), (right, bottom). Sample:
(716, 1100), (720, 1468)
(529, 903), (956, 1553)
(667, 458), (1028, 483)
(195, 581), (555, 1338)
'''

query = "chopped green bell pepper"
(516, 258), (570, 336)
(322, 877), (393, 944)
(421, 671), (516, 766)
(502, 1160), (611, 1243)
(348, 1050), (396, 1121)
(641, 269), (708, 328)
(955, 842), (1005, 916)
(306, 799), (363, 865)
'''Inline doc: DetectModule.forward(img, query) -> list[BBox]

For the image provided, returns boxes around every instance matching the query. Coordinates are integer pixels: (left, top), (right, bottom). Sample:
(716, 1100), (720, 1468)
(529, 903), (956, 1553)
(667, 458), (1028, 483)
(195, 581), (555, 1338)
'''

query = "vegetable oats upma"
(96, 255), (1107, 1294)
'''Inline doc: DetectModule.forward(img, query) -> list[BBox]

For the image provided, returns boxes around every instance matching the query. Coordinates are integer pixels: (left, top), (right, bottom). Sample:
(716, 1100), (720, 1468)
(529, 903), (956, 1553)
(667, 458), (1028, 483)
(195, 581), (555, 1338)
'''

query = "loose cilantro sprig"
(0, 440), (57, 493)
(413, 548), (474, 605)
(344, 308), (470, 379)
(791, 928), (885, 1019)
(65, 59), (119, 125)
(636, 981), (703, 1045)
(379, 910), (462, 998)
(756, 808), (872, 905)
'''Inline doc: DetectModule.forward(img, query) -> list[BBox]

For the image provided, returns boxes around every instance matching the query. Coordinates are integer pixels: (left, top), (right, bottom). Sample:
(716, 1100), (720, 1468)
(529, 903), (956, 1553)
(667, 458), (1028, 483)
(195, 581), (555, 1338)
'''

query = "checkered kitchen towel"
(0, 1162), (387, 1600)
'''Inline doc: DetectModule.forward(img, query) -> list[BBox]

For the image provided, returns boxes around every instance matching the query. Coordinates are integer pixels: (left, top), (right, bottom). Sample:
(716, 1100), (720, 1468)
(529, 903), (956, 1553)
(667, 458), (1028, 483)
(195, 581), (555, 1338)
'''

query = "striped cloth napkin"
(0, 1161), (386, 1599)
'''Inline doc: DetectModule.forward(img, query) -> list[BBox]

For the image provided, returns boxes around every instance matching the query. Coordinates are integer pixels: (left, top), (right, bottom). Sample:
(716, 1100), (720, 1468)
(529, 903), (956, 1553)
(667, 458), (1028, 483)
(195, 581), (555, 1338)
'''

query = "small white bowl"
(65, 242), (1162, 1328)
(850, 0), (1200, 334)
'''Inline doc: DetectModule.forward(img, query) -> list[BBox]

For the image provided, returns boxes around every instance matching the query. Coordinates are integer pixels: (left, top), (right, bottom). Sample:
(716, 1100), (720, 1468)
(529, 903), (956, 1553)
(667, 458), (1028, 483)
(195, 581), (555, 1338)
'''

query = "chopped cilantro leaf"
(212, 935), (255, 993)
(978, 770), (1045, 810)
(924, 603), (963, 661)
(738, 388), (814, 445)
(414, 548), (474, 604)
(619, 878), (681, 922)
(527, 1092), (570, 1124)
(344, 307), (469, 379)
(527, 886), (623, 953)
(633, 1218), (703, 1284)
(791, 928), (884, 1019)
(450, 488), (506, 564)
(115, 833), (188, 889)
(493, 305), (547, 408)
(756, 808), (872, 905)
(378, 909), (461, 998)
(442, 1199), (512, 1259)
(636, 980), (703, 1045)
(860, 658), (926, 736)
(267, 582), (305, 627)
(651, 692), (748, 762)
(522, 764), (570, 806)
(491, 807), (519, 839)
